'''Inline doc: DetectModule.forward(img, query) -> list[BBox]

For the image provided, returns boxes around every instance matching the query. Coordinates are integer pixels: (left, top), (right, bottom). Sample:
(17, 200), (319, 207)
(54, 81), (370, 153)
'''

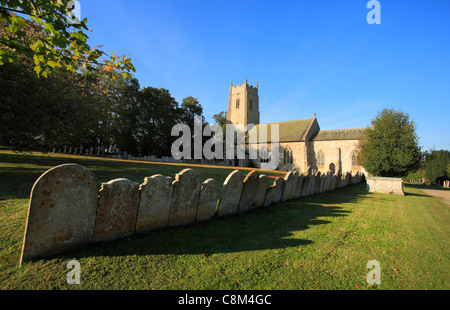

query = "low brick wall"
(366, 177), (404, 195)
(19, 164), (365, 264)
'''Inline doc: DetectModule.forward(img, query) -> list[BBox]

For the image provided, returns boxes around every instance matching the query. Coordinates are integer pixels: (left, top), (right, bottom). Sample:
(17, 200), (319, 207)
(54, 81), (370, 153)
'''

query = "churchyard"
(0, 150), (448, 290)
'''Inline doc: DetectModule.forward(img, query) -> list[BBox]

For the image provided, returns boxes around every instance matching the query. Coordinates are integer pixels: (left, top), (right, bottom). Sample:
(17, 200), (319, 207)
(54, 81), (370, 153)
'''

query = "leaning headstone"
(323, 172), (331, 192)
(344, 172), (352, 187)
(196, 178), (220, 222)
(264, 177), (284, 206)
(295, 174), (304, 198)
(238, 170), (259, 213)
(329, 173), (337, 191)
(168, 169), (201, 226)
(93, 178), (139, 242)
(20, 164), (99, 264)
(308, 171), (318, 195)
(254, 175), (270, 208)
(314, 171), (322, 195)
(302, 173), (311, 196)
(305, 172), (316, 196)
(281, 170), (297, 202)
(217, 170), (244, 217)
(136, 174), (173, 234)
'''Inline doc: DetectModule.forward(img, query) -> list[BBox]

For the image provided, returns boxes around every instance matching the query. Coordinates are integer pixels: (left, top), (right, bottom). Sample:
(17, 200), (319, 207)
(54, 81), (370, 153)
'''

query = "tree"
(0, 48), (103, 151)
(0, 0), (134, 78)
(424, 150), (450, 184)
(358, 108), (421, 177)
(136, 87), (180, 157)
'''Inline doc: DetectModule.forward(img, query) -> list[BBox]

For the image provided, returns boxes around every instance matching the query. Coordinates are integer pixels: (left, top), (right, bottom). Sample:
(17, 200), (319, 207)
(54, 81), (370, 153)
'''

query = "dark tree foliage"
(0, 11), (206, 157)
(424, 150), (450, 183)
(358, 108), (421, 177)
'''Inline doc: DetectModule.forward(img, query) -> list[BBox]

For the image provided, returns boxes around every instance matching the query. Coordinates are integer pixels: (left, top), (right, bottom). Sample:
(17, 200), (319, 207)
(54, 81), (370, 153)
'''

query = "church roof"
(313, 127), (367, 141)
(247, 118), (316, 143)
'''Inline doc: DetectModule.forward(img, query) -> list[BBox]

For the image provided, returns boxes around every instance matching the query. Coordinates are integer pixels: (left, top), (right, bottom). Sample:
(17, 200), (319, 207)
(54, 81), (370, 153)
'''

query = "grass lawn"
(0, 151), (448, 290)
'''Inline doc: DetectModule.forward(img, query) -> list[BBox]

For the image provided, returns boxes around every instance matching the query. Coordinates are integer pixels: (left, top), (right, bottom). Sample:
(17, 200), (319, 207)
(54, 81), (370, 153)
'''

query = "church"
(226, 77), (367, 175)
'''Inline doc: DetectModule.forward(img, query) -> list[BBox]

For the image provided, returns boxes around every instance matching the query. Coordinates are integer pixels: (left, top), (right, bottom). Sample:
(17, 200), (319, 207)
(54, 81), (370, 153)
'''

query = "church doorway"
(329, 163), (336, 174)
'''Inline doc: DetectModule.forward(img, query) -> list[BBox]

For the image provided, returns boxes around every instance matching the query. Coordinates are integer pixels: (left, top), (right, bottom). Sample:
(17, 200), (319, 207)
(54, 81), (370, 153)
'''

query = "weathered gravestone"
(319, 173), (326, 193)
(238, 170), (259, 213)
(217, 170), (244, 217)
(281, 170), (298, 201)
(136, 174), (173, 234)
(329, 173), (337, 191)
(295, 173), (304, 198)
(169, 169), (201, 226)
(93, 178), (139, 242)
(254, 174), (270, 208)
(302, 173), (311, 197)
(307, 172), (316, 196)
(196, 178), (220, 222)
(314, 171), (322, 195)
(20, 164), (99, 264)
(264, 177), (284, 206)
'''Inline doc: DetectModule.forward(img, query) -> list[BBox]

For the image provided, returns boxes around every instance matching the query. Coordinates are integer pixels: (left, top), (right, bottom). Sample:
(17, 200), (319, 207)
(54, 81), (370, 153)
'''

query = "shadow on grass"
(56, 184), (366, 259)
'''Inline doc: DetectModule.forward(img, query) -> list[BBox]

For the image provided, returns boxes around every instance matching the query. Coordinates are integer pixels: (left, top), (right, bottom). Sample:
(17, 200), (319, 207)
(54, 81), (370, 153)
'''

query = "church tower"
(226, 77), (260, 129)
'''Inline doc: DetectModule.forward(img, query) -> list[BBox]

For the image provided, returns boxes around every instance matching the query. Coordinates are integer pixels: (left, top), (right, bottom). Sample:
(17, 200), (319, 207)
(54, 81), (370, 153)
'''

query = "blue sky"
(80, 0), (449, 151)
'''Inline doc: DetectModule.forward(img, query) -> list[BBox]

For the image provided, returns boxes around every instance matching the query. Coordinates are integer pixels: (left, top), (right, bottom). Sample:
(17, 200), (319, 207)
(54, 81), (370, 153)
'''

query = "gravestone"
(217, 170), (244, 217)
(168, 169), (201, 226)
(93, 178), (139, 242)
(302, 173), (311, 197)
(295, 174), (304, 198)
(324, 172), (332, 192)
(20, 164), (99, 264)
(308, 172), (317, 196)
(136, 174), (173, 234)
(314, 171), (322, 195)
(196, 178), (220, 222)
(254, 174), (270, 208)
(329, 173), (337, 191)
(281, 170), (297, 202)
(238, 170), (259, 213)
(264, 177), (284, 206)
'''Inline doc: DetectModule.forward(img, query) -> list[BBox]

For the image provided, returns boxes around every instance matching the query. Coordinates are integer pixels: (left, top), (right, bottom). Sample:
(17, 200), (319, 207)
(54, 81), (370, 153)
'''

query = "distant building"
(226, 77), (367, 174)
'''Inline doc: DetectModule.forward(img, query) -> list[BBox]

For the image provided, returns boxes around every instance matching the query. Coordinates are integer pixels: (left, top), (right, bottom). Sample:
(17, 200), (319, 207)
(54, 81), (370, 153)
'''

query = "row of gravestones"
(19, 164), (364, 265)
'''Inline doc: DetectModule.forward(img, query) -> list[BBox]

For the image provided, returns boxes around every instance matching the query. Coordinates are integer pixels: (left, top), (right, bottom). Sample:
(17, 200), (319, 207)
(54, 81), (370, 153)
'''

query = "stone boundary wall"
(366, 177), (404, 195)
(20, 164), (364, 265)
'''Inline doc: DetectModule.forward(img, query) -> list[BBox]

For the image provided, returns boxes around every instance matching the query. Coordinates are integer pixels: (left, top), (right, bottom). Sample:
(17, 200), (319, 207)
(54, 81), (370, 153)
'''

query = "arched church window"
(284, 147), (293, 164)
(236, 99), (240, 109)
(329, 163), (336, 174)
(260, 146), (270, 163)
(249, 99), (253, 110)
(317, 150), (324, 166)
(351, 150), (360, 167)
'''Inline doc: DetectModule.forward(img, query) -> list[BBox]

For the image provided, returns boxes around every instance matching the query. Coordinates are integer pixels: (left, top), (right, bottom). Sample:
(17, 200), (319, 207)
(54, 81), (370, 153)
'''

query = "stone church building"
(226, 78), (367, 174)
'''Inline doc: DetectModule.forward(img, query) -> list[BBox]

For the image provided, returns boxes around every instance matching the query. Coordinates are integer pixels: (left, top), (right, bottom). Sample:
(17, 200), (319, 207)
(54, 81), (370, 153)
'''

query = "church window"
(351, 151), (360, 167)
(250, 99), (253, 110)
(329, 163), (336, 174)
(260, 146), (270, 163)
(284, 147), (293, 164)
(236, 99), (240, 109)
(317, 150), (324, 166)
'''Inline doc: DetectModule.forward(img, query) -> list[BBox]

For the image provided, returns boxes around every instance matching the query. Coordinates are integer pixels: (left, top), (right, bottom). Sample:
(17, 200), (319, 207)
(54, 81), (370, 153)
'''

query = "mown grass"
(0, 151), (448, 290)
